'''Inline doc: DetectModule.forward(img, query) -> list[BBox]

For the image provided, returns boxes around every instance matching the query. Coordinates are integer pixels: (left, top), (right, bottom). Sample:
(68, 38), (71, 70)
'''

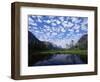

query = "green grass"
(39, 49), (87, 55)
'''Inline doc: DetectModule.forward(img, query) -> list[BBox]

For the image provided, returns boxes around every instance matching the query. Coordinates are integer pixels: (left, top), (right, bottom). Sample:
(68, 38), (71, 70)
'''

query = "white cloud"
(33, 26), (38, 30)
(62, 23), (68, 28)
(59, 17), (64, 22)
(43, 20), (51, 24)
(49, 39), (67, 48)
(49, 18), (57, 23)
(37, 18), (42, 22)
(51, 22), (57, 26)
(56, 20), (61, 24)
(67, 22), (74, 27)
(67, 33), (71, 37)
(46, 20), (51, 23)
(49, 16), (55, 19)
(63, 21), (68, 24)
(46, 32), (51, 36)
(71, 17), (78, 22)
(81, 24), (87, 31)
(73, 24), (80, 30)
(68, 29), (74, 32)
(37, 16), (42, 18)
(43, 28), (47, 32)
(28, 26), (31, 29)
(75, 30), (79, 33)
(62, 21), (74, 28)
(46, 28), (51, 32)
(52, 27), (57, 31)
(61, 28), (66, 32)
(49, 38), (78, 48)
(83, 18), (88, 25)
(52, 32), (58, 36)
(68, 29), (74, 35)
(44, 25), (50, 29)
(44, 25), (52, 32)
(77, 33), (82, 36)
(29, 17), (34, 23)
(39, 34), (50, 41)
(30, 22), (37, 26)
(56, 27), (60, 32)
(71, 17), (81, 23)
(35, 30), (39, 33)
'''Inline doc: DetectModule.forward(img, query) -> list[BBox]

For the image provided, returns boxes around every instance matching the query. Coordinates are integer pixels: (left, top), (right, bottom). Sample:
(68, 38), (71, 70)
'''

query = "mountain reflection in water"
(33, 54), (86, 66)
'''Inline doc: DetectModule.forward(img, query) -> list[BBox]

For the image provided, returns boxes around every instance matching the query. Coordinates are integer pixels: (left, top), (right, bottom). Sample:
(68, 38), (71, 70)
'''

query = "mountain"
(28, 31), (46, 52)
(78, 34), (87, 43)
(77, 34), (88, 49)
(28, 31), (58, 52)
(28, 31), (40, 45)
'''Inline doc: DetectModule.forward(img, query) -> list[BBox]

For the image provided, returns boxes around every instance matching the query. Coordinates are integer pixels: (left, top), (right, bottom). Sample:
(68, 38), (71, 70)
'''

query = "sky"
(28, 15), (88, 48)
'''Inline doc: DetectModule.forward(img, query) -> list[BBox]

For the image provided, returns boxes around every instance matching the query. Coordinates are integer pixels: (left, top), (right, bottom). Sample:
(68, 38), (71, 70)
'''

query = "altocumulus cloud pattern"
(28, 15), (88, 48)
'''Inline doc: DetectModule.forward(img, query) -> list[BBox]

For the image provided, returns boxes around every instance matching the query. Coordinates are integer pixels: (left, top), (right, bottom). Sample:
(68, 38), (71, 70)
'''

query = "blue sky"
(28, 15), (88, 48)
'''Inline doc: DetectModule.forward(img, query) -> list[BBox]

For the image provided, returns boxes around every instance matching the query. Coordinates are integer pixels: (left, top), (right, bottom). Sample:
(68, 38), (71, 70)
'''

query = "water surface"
(32, 54), (86, 66)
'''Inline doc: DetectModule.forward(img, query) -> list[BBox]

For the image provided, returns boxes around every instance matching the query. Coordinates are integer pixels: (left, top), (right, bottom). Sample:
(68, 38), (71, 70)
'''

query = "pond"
(30, 54), (87, 66)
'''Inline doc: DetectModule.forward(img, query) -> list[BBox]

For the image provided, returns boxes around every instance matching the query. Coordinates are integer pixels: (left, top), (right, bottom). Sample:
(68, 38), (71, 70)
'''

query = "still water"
(33, 54), (86, 66)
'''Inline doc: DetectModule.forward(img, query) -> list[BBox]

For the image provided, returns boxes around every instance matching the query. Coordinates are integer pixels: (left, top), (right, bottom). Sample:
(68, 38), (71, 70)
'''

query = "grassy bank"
(39, 49), (87, 55)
